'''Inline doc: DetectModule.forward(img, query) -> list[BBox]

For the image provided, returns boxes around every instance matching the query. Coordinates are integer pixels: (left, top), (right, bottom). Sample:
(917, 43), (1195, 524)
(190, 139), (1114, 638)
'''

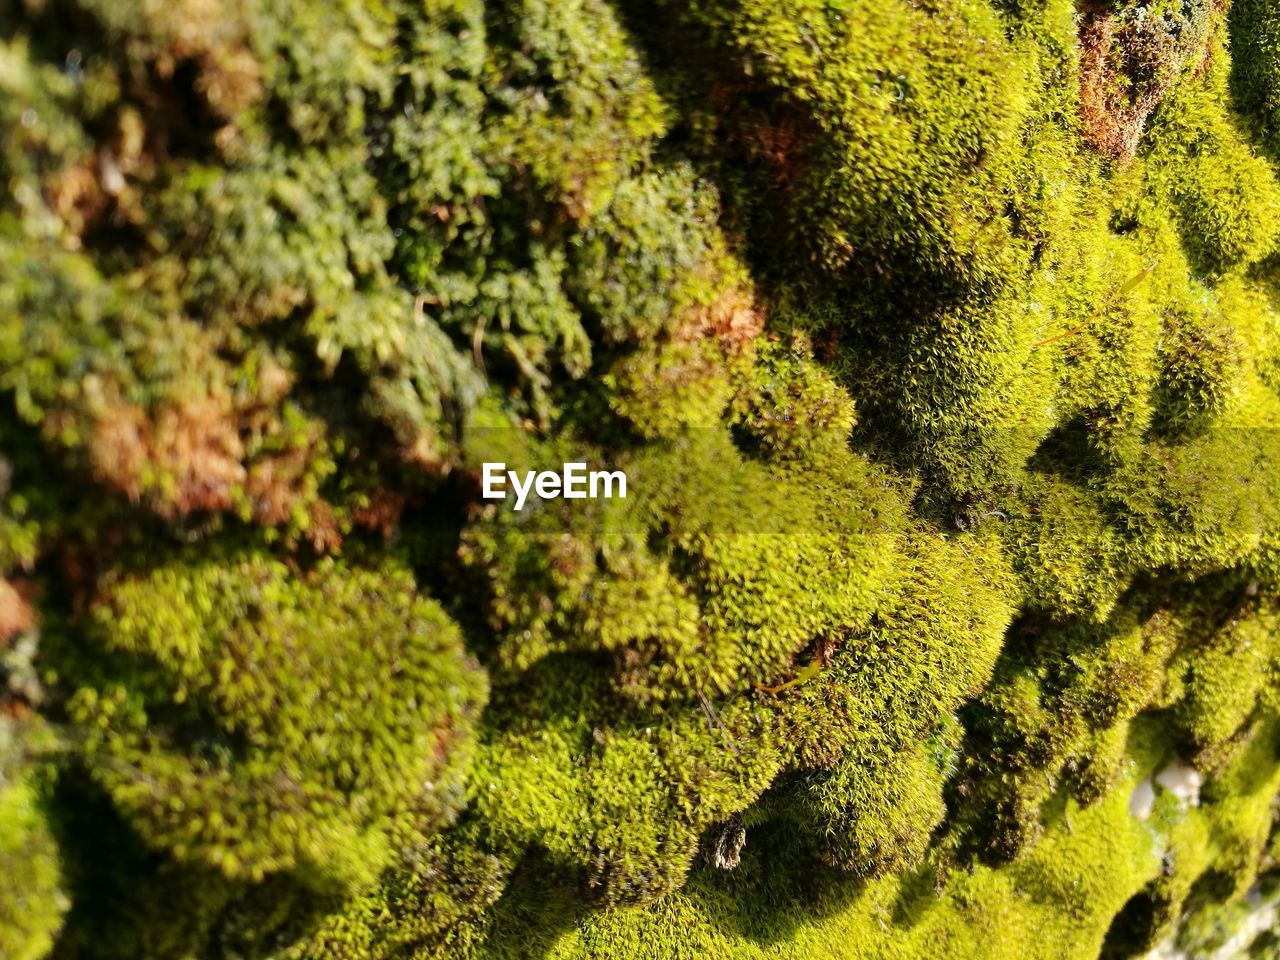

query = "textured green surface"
(5, 0), (1280, 957)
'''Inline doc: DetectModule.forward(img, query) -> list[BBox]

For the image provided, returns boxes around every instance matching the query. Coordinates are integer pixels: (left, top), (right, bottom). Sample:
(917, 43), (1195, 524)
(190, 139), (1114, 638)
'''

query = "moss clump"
(1144, 56), (1280, 277)
(0, 771), (66, 960)
(1233, 0), (1280, 155)
(273, 830), (512, 960)
(50, 553), (486, 890)
(531, 744), (1165, 960)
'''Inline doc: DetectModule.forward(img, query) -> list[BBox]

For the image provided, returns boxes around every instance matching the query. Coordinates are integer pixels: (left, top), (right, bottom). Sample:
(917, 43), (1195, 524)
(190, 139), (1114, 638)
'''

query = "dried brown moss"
(1079, 0), (1224, 163)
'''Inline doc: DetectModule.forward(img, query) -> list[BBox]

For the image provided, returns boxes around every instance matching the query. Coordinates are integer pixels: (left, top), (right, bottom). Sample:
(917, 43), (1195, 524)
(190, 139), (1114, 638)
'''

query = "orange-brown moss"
(0, 577), (35, 646)
(1079, 0), (1225, 163)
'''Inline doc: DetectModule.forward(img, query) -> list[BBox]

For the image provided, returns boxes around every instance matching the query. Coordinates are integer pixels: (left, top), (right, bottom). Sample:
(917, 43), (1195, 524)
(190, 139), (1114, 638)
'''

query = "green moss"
(274, 830), (512, 960)
(1175, 599), (1280, 755)
(1233, 0), (1280, 156)
(792, 738), (950, 876)
(0, 772), (66, 960)
(507, 740), (1163, 960)
(8, 0), (1280, 957)
(48, 552), (486, 890)
(1145, 51), (1280, 277)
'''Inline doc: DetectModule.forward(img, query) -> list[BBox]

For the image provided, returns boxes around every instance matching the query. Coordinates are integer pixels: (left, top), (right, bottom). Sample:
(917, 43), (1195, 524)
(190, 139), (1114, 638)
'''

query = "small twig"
(698, 689), (742, 756)
(472, 314), (488, 377)
(1031, 261), (1158, 350)
(754, 652), (824, 694)
(413, 293), (439, 327)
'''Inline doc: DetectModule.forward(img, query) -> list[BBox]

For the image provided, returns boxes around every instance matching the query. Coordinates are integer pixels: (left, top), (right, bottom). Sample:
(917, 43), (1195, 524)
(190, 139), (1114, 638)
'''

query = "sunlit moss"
(7, 0), (1280, 957)
(49, 552), (486, 890)
(0, 772), (66, 960)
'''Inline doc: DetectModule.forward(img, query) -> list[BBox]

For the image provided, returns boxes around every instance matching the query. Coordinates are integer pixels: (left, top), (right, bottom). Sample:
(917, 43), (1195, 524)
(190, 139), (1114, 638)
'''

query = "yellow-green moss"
(0, 771), (66, 960)
(49, 552), (486, 890)
(7, 0), (1280, 957)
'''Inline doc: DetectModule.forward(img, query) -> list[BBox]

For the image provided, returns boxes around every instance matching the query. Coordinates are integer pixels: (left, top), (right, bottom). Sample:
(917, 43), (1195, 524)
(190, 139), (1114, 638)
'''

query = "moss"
(47, 552), (486, 890)
(0, 771), (66, 960)
(676, 0), (1039, 288)
(43, 775), (301, 960)
(274, 830), (513, 960)
(792, 737), (950, 877)
(1232, 0), (1280, 156)
(511, 739), (1163, 960)
(461, 425), (903, 698)
(1144, 50), (1280, 277)
(1174, 598), (1280, 756)
(1078, 0), (1223, 164)
(8, 0), (1280, 957)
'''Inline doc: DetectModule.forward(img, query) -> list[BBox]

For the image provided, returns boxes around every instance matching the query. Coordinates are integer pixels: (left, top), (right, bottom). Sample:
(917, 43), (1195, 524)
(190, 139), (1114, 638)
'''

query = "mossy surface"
(5, 1), (1280, 958)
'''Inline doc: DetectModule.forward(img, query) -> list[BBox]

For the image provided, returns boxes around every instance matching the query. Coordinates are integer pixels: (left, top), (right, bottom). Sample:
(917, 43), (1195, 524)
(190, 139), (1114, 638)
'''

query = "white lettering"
(563, 462), (587, 499)
(509, 469), (536, 511)
(482, 462), (505, 499)
(479, 462), (626, 510)
(590, 470), (626, 500)
(535, 471), (561, 499)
